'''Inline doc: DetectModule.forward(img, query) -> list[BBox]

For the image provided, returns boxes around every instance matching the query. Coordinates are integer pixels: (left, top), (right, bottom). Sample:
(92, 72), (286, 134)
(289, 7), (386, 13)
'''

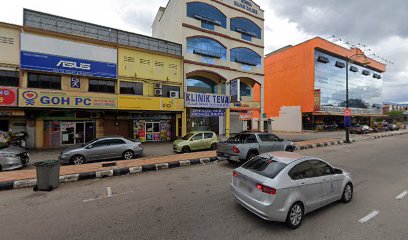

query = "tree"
(339, 99), (368, 109)
(387, 110), (404, 122)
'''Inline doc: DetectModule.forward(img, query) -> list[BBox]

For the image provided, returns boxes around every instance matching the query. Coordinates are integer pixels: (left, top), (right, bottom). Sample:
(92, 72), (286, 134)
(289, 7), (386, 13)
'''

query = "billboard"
(20, 33), (117, 78)
(185, 92), (230, 109)
(119, 96), (184, 111)
(18, 89), (117, 109)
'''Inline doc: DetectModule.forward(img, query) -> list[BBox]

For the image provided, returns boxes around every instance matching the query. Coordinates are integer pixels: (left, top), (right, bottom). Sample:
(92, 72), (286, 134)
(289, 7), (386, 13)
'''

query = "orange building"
(264, 37), (387, 130)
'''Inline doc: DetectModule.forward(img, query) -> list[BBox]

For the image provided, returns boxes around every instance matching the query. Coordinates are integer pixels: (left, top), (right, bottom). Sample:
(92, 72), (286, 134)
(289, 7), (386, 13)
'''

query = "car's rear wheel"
(182, 146), (191, 153)
(123, 150), (135, 160)
(246, 153), (258, 161)
(341, 183), (353, 203)
(210, 143), (217, 150)
(286, 202), (304, 229)
(71, 155), (86, 165)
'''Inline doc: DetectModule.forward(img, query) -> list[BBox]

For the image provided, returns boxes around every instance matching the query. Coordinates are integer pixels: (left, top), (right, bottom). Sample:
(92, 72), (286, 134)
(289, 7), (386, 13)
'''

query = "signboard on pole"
(230, 79), (240, 103)
(344, 116), (352, 127)
(344, 108), (352, 117)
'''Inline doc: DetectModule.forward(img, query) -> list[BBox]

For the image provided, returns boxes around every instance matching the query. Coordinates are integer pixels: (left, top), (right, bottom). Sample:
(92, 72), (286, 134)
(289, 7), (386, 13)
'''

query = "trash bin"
(33, 160), (60, 191)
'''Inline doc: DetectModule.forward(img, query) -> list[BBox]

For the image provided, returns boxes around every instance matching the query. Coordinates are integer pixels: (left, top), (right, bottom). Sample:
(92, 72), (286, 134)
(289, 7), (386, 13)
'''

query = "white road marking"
(395, 191), (408, 200)
(83, 190), (133, 203)
(107, 187), (112, 197)
(358, 210), (380, 224)
(224, 172), (232, 176)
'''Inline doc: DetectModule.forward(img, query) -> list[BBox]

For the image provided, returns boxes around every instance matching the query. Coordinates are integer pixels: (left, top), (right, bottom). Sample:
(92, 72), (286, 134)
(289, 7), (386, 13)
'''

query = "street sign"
(344, 116), (352, 127)
(344, 108), (352, 117)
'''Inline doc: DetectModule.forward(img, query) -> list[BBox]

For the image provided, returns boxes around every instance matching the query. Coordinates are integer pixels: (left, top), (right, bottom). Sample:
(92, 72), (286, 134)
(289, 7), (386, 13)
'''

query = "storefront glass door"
(145, 122), (161, 141)
(61, 122), (95, 145)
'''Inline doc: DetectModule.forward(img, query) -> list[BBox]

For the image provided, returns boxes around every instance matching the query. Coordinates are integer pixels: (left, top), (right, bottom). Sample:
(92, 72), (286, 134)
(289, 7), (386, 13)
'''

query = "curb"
(0, 157), (219, 191)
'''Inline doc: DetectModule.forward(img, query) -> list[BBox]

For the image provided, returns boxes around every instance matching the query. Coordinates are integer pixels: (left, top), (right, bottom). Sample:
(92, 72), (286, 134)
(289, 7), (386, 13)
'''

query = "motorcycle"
(8, 131), (28, 148)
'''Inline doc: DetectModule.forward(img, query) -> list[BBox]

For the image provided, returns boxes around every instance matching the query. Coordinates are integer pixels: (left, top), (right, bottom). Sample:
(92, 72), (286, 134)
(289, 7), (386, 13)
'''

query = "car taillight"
(256, 183), (277, 195)
(232, 171), (239, 177)
(233, 145), (240, 154)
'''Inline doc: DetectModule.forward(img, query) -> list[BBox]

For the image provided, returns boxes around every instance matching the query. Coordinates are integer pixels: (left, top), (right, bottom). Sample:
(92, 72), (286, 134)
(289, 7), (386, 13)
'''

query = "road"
(0, 135), (407, 240)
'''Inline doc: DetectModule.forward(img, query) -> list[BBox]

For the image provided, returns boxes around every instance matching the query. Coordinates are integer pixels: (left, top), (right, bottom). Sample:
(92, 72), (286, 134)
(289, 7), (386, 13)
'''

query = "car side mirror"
(86, 145), (93, 149)
(279, 138), (284, 142)
(190, 139), (194, 141)
(334, 168), (343, 174)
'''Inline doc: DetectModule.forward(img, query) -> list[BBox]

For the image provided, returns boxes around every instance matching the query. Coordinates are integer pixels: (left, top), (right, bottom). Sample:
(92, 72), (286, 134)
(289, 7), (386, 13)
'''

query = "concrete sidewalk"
(1, 129), (407, 191)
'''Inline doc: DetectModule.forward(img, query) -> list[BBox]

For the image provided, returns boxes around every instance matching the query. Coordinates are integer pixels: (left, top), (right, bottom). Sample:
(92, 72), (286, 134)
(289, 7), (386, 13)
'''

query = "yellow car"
(173, 131), (218, 153)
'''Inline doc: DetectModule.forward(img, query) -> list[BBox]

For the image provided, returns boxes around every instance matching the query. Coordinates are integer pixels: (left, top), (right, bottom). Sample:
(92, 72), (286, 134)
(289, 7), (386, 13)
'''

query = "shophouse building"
(4, 9), (184, 148)
(152, 0), (265, 137)
(264, 37), (387, 131)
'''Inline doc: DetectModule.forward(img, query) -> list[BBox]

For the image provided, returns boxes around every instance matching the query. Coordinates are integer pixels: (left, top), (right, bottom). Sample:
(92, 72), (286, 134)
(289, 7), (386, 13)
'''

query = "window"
(182, 133), (195, 140)
(120, 81), (143, 95)
(230, 17), (262, 41)
(187, 2), (227, 29)
(0, 70), (19, 87)
(89, 79), (115, 93)
(240, 82), (251, 98)
(187, 37), (227, 61)
(258, 134), (280, 142)
(242, 156), (287, 179)
(227, 134), (256, 144)
(91, 139), (111, 148)
(288, 161), (315, 180)
(204, 133), (214, 139)
(187, 76), (218, 94)
(109, 139), (126, 145)
(192, 133), (203, 141)
(310, 160), (333, 177)
(162, 85), (180, 98)
(28, 73), (61, 89)
(230, 48), (262, 67)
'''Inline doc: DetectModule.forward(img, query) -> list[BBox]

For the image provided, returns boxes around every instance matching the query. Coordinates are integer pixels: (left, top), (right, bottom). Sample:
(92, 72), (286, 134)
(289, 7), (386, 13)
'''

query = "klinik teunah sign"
(185, 92), (230, 109)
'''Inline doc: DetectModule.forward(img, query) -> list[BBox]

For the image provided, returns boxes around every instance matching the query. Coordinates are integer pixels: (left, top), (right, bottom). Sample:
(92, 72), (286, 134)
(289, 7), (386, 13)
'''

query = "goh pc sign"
(20, 33), (117, 79)
(18, 89), (118, 109)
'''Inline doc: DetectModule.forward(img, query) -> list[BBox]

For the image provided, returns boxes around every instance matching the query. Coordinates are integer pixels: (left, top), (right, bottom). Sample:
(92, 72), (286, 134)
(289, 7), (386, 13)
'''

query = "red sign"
(344, 108), (352, 117)
(0, 87), (17, 106)
(240, 111), (253, 120)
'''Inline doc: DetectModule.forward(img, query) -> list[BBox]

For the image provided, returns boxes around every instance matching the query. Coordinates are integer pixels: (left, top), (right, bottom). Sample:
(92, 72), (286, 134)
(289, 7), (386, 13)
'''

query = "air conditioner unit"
(169, 91), (179, 98)
(154, 83), (162, 89)
(154, 89), (163, 96)
(90, 112), (102, 118)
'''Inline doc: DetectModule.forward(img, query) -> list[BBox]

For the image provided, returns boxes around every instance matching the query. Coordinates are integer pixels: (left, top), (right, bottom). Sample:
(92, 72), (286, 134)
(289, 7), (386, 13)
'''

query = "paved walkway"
(1, 130), (407, 184)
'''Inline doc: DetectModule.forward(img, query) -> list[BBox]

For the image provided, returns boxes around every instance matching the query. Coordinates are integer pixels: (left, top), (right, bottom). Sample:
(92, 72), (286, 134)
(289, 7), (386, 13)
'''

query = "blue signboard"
(344, 116), (352, 127)
(20, 51), (117, 79)
(191, 109), (225, 117)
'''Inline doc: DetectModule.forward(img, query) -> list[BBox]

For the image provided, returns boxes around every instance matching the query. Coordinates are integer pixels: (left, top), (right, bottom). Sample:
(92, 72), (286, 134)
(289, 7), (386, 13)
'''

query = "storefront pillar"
(226, 108), (231, 138)
(182, 108), (187, 136)
(35, 119), (44, 149)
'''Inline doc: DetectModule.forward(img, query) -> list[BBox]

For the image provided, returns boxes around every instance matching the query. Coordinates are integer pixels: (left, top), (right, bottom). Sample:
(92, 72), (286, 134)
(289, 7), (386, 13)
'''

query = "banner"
(119, 96), (184, 111)
(185, 92), (230, 109)
(191, 109), (225, 117)
(314, 89), (321, 111)
(231, 101), (260, 110)
(230, 79), (240, 103)
(20, 51), (117, 79)
(240, 111), (253, 120)
(0, 87), (17, 106)
(18, 89), (117, 109)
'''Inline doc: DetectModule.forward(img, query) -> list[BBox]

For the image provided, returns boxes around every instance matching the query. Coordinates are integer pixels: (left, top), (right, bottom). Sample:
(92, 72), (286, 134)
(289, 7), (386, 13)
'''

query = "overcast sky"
(1, 0), (407, 103)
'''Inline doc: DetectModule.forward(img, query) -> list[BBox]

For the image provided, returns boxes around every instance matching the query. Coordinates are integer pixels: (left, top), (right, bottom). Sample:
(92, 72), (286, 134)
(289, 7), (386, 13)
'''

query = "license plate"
(239, 181), (253, 193)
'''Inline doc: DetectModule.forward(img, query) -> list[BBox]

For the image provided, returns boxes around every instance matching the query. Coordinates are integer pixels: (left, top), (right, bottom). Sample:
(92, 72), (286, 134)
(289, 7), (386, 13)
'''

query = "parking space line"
(224, 172), (232, 176)
(107, 187), (112, 197)
(83, 189), (133, 203)
(395, 191), (407, 200)
(358, 210), (379, 224)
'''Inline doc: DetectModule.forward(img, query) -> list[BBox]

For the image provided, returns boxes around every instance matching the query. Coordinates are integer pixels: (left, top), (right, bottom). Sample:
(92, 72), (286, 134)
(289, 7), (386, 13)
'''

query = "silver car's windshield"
(242, 156), (287, 179)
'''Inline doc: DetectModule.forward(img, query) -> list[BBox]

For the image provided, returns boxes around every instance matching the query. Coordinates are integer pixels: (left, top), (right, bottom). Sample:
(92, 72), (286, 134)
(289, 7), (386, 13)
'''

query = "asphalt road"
(0, 135), (407, 240)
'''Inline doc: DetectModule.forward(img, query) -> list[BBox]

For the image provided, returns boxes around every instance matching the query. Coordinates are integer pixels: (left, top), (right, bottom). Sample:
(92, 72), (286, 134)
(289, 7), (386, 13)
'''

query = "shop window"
(230, 17), (262, 41)
(120, 81), (143, 95)
(28, 73), (61, 90)
(162, 85), (180, 98)
(0, 70), (19, 87)
(187, 2), (227, 30)
(89, 79), (115, 93)
(230, 48), (262, 68)
(240, 82), (252, 98)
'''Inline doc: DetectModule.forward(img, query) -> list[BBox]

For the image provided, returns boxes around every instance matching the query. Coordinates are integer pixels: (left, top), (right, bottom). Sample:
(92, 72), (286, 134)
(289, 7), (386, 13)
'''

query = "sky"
(1, 0), (407, 103)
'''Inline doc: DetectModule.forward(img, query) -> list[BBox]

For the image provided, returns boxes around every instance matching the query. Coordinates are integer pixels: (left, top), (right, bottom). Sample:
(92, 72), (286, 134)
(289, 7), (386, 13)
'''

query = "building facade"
(0, 9), (185, 148)
(264, 37), (387, 130)
(152, 0), (265, 137)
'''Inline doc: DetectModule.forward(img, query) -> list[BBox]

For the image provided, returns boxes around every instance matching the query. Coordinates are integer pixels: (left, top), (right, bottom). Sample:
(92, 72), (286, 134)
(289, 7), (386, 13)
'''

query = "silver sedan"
(231, 151), (353, 229)
(59, 136), (143, 165)
(0, 145), (29, 171)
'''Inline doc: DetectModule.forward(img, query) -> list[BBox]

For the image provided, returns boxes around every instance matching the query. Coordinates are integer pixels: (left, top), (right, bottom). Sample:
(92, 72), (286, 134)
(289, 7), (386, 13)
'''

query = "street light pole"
(345, 58), (351, 143)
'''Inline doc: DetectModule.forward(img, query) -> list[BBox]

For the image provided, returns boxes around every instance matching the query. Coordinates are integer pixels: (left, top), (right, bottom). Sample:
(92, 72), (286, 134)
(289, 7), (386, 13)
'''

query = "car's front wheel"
(71, 155), (86, 165)
(123, 150), (135, 160)
(210, 143), (217, 150)
(341, 183), (353, 203)
(182, 146), (191, 153)
(286, 202), (304, 229)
